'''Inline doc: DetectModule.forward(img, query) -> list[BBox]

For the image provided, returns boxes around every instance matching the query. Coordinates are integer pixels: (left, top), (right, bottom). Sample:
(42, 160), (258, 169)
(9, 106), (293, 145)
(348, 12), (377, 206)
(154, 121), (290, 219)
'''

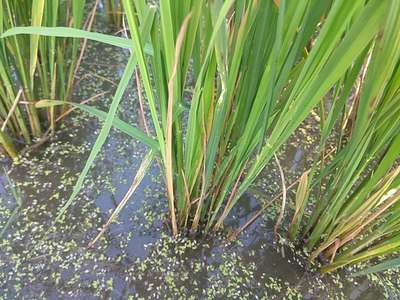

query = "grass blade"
(53, 54), (137, 223)
(351, 258), (400, 277)
(35, 100), (158, 150)
(1, 26), (152, 53)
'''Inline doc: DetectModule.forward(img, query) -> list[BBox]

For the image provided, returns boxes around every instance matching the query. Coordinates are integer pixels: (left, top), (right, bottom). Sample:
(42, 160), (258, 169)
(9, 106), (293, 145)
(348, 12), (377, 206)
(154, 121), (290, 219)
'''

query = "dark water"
(0, 10), (396, 300)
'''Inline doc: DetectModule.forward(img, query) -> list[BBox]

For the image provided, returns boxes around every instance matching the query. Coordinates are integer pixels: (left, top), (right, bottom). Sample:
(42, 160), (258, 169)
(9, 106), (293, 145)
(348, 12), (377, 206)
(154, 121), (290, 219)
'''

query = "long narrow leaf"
(54, 54), (137, 222)
(35, 100), (158, 150)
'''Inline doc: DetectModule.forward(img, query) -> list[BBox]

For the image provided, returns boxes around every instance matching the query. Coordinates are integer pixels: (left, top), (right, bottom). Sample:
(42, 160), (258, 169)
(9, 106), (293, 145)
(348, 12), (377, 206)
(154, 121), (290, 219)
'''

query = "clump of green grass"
(0, 0), (89, 158)
(289, 0), (400, 273)
(121, 0), (396, 236)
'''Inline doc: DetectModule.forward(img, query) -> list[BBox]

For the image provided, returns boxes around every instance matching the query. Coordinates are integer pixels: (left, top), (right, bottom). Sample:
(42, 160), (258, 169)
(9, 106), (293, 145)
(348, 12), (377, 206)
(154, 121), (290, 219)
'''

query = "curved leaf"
(1, 26), (153, 54)
(35, 100), (159, 150)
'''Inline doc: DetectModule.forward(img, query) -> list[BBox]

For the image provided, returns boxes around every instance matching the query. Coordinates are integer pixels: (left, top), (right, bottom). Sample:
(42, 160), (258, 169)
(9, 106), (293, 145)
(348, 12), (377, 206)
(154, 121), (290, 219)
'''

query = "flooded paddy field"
(0, 15), (399, 300)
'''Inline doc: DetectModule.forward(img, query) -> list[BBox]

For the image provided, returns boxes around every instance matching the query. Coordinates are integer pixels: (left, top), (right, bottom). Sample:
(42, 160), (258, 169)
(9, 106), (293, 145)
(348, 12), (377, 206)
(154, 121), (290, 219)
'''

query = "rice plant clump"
(288, 8), (400, 271)
(121, 0), (398, 237)
(0, 0), (87, 158)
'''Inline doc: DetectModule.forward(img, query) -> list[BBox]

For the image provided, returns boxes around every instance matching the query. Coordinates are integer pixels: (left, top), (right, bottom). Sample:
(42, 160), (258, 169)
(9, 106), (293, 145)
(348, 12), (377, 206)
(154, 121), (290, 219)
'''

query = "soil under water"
(1, 8), (399, 300)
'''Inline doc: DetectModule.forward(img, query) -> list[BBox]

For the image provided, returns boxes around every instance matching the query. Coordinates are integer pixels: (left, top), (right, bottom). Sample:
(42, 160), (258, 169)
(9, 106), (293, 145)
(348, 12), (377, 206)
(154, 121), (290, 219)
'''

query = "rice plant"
(352, 258), (400, 277)
(103, 0), (123, 29)
(2, 0), (397, 253)
(0, 0), (87, 158)
(121, 0), (396, 236)
(289, 1), (400, 273)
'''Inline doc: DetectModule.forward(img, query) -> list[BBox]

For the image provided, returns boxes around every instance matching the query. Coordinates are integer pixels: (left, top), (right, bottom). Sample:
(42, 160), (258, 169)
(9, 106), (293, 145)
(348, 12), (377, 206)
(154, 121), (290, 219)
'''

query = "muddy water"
(0, 15), (396, 300)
